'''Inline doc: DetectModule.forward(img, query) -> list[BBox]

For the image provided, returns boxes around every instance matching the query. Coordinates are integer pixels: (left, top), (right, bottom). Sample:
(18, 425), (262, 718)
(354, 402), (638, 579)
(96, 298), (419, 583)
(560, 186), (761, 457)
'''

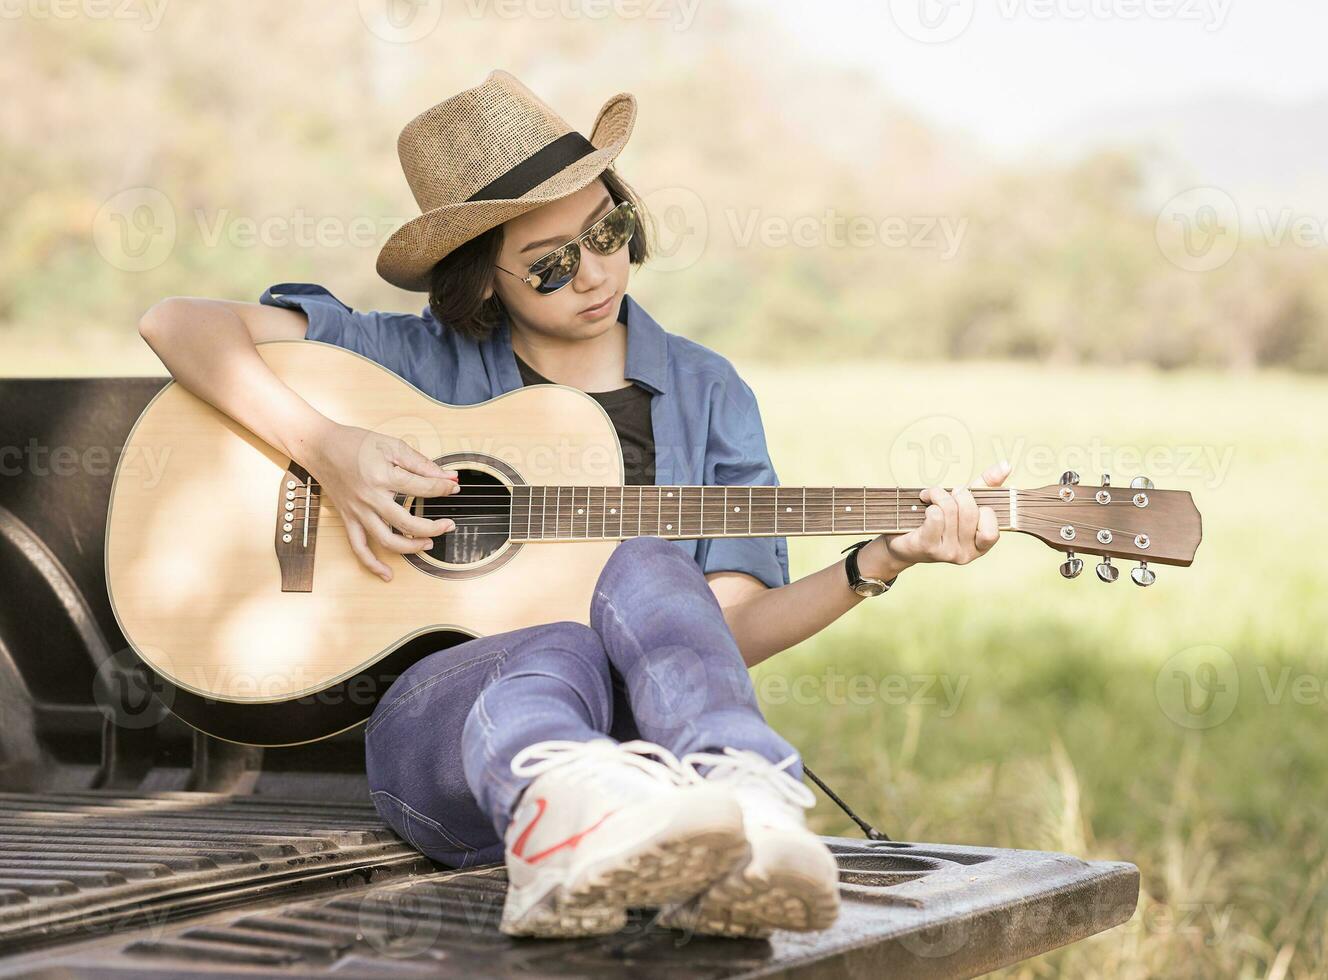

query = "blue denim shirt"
(258, 283), (791, 589)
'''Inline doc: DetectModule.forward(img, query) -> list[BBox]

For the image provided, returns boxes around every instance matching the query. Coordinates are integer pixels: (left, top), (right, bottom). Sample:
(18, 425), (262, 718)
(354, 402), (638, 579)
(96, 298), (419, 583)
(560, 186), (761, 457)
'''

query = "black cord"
(801, 762), (892, 842)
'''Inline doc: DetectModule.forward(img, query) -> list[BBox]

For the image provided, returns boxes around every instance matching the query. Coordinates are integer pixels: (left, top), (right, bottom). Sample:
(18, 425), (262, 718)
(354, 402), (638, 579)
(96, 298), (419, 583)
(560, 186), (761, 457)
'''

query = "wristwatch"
(841, 538), (897, 597)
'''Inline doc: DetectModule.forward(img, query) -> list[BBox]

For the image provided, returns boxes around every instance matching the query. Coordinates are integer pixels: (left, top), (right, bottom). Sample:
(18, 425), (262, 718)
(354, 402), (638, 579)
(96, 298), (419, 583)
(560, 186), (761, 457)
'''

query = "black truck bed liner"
(0, 377), (1139, 977)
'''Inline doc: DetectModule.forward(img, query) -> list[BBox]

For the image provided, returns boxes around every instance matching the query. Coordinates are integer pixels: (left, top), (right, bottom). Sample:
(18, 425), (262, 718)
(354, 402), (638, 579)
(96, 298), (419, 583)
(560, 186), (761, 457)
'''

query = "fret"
(698, 487), (704, 537)
(703, 486), (725, 536)
(676, 487), (683, 537)
(541, 486), (548, 540)
(862, 486), (868, 533)
(647, 486), (662, 536)
(636, 485), (643, 539)
(747, 486), (754, 536)
(802, 487), (806, 535)
(722, 486), (728, 536)
(895, 487), (900, 533)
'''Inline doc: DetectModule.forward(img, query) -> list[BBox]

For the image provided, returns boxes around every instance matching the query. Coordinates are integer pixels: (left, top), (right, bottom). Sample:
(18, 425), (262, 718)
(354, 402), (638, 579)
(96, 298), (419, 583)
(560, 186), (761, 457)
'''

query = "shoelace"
(678, 747), (818, 810)
(509, 737), (691, 787)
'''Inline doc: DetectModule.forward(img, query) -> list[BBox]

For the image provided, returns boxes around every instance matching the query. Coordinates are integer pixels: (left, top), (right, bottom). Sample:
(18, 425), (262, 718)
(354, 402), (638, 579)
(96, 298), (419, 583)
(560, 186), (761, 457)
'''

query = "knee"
(610, 534), (677, 566)
(592, 536), (683, 618)
(475, 620), (610, 698)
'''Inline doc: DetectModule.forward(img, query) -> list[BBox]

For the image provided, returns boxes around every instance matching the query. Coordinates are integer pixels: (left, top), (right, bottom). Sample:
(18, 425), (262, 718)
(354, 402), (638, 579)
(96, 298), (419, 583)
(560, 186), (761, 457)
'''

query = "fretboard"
(509, 486), (1017, 542)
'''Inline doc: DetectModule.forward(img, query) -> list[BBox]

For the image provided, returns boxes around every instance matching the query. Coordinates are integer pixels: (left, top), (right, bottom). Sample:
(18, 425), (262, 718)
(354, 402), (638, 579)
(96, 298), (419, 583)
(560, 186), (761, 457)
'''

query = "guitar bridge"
(275, 461), (319, 592)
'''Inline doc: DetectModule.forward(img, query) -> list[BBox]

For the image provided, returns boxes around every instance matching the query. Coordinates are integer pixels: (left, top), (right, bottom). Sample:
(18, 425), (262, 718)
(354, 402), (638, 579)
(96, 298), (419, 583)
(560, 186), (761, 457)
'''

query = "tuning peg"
(1059, 552), (1084, 579)
(1130, 476), (1154, 490)
(1096, 556), (1119, 583)
(1131, 561), (1156, 587)
(1059, 471), (1080, 486)
(1100, 473), (1111, 487)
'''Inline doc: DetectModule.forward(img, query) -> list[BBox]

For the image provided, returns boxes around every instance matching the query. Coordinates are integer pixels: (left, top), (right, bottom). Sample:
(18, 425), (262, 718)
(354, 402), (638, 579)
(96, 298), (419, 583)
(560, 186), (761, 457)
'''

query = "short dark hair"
(425, 168), (651, 342)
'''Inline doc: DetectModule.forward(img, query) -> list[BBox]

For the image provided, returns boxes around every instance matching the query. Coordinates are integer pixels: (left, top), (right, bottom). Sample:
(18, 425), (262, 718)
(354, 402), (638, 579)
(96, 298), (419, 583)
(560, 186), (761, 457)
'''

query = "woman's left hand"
(857, 460), (1012, 580)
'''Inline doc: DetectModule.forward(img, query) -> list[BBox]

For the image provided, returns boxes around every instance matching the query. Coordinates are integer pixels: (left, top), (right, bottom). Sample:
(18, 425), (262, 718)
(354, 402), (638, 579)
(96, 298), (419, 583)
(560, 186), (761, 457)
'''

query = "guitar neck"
(509, 486), (1019, 542)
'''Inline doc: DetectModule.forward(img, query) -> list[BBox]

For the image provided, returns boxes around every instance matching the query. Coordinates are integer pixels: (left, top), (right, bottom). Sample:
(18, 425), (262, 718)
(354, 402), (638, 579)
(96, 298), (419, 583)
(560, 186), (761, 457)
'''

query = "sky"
(743, 0), (1328, 158)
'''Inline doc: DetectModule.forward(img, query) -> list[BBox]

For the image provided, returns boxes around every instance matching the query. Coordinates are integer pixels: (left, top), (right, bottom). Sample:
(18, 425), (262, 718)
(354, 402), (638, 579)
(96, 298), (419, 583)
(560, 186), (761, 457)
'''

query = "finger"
(365, 510), (440, 556)
(970, 459), (1012, 489)
(346, 518), (392, 582)
(388, 463), (461, 499)
(976, 506), (1000, 553)
(922, 504), (945, 547)
(393, 442), (458, 486)
(375, 495), (455, 538)
(954, 486), (978, 556)
(928, 487), (958, 553)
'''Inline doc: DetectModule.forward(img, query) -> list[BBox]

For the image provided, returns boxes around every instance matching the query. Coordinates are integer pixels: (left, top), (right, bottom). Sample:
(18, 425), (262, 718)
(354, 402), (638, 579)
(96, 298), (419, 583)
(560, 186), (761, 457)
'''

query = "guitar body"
(106, 340), (622, 746)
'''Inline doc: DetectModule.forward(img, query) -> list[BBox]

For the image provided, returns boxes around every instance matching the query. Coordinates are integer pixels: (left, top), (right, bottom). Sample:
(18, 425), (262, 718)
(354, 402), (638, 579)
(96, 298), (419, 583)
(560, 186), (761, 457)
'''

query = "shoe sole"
(501, 788), (748, 939)
(659, 833), (841, 938)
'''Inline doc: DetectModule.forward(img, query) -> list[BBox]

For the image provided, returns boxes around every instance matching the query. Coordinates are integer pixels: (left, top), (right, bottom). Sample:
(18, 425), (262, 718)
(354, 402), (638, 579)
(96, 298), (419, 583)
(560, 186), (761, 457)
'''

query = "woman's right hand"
(301, 420), (460, 582)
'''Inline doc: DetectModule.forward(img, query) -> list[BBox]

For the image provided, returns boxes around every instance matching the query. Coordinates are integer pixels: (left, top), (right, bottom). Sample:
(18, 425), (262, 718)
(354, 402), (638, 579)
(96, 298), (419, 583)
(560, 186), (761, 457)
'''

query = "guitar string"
(286, 509), (1149, 542)
(282, 488), (1152, 538)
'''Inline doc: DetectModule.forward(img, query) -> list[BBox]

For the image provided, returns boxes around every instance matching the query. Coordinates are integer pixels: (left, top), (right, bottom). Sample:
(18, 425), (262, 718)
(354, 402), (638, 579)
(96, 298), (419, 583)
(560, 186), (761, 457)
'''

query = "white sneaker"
(498, 738), (749, 938)
(658, 747), (841, 938)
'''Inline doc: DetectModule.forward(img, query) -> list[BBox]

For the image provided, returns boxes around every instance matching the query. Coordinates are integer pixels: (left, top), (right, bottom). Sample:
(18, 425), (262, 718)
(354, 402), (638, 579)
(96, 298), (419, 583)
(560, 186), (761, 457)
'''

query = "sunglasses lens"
(529, 244), (579, 294)
(583, 202), (636, 256)
(525, 202), (637, 295)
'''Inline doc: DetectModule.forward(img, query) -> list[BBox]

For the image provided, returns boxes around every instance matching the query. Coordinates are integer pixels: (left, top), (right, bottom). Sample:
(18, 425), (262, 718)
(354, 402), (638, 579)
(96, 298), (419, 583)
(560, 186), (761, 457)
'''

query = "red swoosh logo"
(510, 797), (620, 865)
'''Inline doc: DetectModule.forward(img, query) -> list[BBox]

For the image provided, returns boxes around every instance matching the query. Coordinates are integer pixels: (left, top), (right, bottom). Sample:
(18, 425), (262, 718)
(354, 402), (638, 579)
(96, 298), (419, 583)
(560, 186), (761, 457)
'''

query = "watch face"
(853, 580), (887, 597)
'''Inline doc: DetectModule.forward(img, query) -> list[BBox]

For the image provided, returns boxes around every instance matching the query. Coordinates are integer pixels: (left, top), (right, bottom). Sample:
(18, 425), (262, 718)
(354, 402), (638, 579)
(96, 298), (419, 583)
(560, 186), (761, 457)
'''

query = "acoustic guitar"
(105, 340), (1203, 746)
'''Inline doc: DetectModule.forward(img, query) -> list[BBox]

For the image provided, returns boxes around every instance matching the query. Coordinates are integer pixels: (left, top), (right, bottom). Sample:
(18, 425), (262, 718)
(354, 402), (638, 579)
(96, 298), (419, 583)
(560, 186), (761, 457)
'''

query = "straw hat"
(376, 69), (637, 291)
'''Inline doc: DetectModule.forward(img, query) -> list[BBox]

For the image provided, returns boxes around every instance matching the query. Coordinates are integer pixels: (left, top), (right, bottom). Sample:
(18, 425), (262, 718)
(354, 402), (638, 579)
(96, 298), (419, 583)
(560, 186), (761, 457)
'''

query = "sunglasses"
(497, 200), (637, 295)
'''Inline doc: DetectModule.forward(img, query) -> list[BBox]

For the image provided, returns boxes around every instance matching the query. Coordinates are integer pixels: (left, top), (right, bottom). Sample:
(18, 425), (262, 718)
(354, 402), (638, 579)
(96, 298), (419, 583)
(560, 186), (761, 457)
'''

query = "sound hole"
(406, 467), (511, 564)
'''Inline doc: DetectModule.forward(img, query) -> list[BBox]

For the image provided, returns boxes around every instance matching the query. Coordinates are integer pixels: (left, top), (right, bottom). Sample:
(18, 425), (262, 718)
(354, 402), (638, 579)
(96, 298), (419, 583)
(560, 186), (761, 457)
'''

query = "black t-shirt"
(514, 352), (656, 486)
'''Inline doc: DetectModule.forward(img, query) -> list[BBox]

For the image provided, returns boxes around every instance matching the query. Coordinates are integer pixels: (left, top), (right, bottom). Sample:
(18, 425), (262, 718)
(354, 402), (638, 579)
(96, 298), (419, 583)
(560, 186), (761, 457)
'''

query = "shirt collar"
(459, 293), (669, 397)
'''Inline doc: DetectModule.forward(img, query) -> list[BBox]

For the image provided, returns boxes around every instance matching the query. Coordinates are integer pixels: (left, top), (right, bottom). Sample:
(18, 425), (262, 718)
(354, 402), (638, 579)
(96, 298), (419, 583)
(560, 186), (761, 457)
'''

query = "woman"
(138, 69), (1008, 940)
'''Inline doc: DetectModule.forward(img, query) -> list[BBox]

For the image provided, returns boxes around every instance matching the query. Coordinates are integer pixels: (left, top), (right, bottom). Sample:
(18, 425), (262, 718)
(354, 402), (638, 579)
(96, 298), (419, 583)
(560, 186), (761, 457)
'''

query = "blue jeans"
(364, 535), (800, 868)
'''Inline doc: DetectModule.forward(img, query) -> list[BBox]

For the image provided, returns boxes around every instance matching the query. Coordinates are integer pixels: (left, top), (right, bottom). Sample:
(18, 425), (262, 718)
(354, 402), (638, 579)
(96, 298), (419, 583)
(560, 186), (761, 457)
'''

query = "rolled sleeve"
(258, 282), (447, 397)
(698, 373), (792, 589)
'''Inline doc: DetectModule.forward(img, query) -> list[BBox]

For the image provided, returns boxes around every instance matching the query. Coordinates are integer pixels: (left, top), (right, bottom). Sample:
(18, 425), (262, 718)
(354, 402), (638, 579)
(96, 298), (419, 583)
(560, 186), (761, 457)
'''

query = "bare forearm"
(138, 299), (329, 467)
(722, 537), (909, 668)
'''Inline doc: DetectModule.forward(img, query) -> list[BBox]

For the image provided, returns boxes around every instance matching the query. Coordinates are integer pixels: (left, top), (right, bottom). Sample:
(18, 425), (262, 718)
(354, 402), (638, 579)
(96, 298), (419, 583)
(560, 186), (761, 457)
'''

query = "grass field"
(745, 360), (1328, 978)
(7, 340), (1324, 975)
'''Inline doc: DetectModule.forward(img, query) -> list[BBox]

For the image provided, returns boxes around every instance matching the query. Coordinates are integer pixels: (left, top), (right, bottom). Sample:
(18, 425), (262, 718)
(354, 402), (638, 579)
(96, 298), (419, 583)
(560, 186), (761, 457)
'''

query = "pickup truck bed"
(0, 378), (1138, 978)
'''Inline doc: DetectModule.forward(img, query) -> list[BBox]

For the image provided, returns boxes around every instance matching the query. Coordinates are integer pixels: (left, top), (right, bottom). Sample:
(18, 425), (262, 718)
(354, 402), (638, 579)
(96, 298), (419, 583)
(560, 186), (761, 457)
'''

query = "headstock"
(1014, 472), (1202, 586)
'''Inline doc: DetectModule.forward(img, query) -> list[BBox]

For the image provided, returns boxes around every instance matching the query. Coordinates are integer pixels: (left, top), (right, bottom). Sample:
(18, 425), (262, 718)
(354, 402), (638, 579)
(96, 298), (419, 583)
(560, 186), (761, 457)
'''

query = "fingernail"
(999, 460), (1010, 471)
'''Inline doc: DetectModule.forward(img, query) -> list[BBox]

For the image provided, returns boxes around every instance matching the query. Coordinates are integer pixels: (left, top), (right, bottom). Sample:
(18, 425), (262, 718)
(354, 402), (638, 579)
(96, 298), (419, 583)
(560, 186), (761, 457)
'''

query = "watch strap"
(841, 538), (896, 595)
